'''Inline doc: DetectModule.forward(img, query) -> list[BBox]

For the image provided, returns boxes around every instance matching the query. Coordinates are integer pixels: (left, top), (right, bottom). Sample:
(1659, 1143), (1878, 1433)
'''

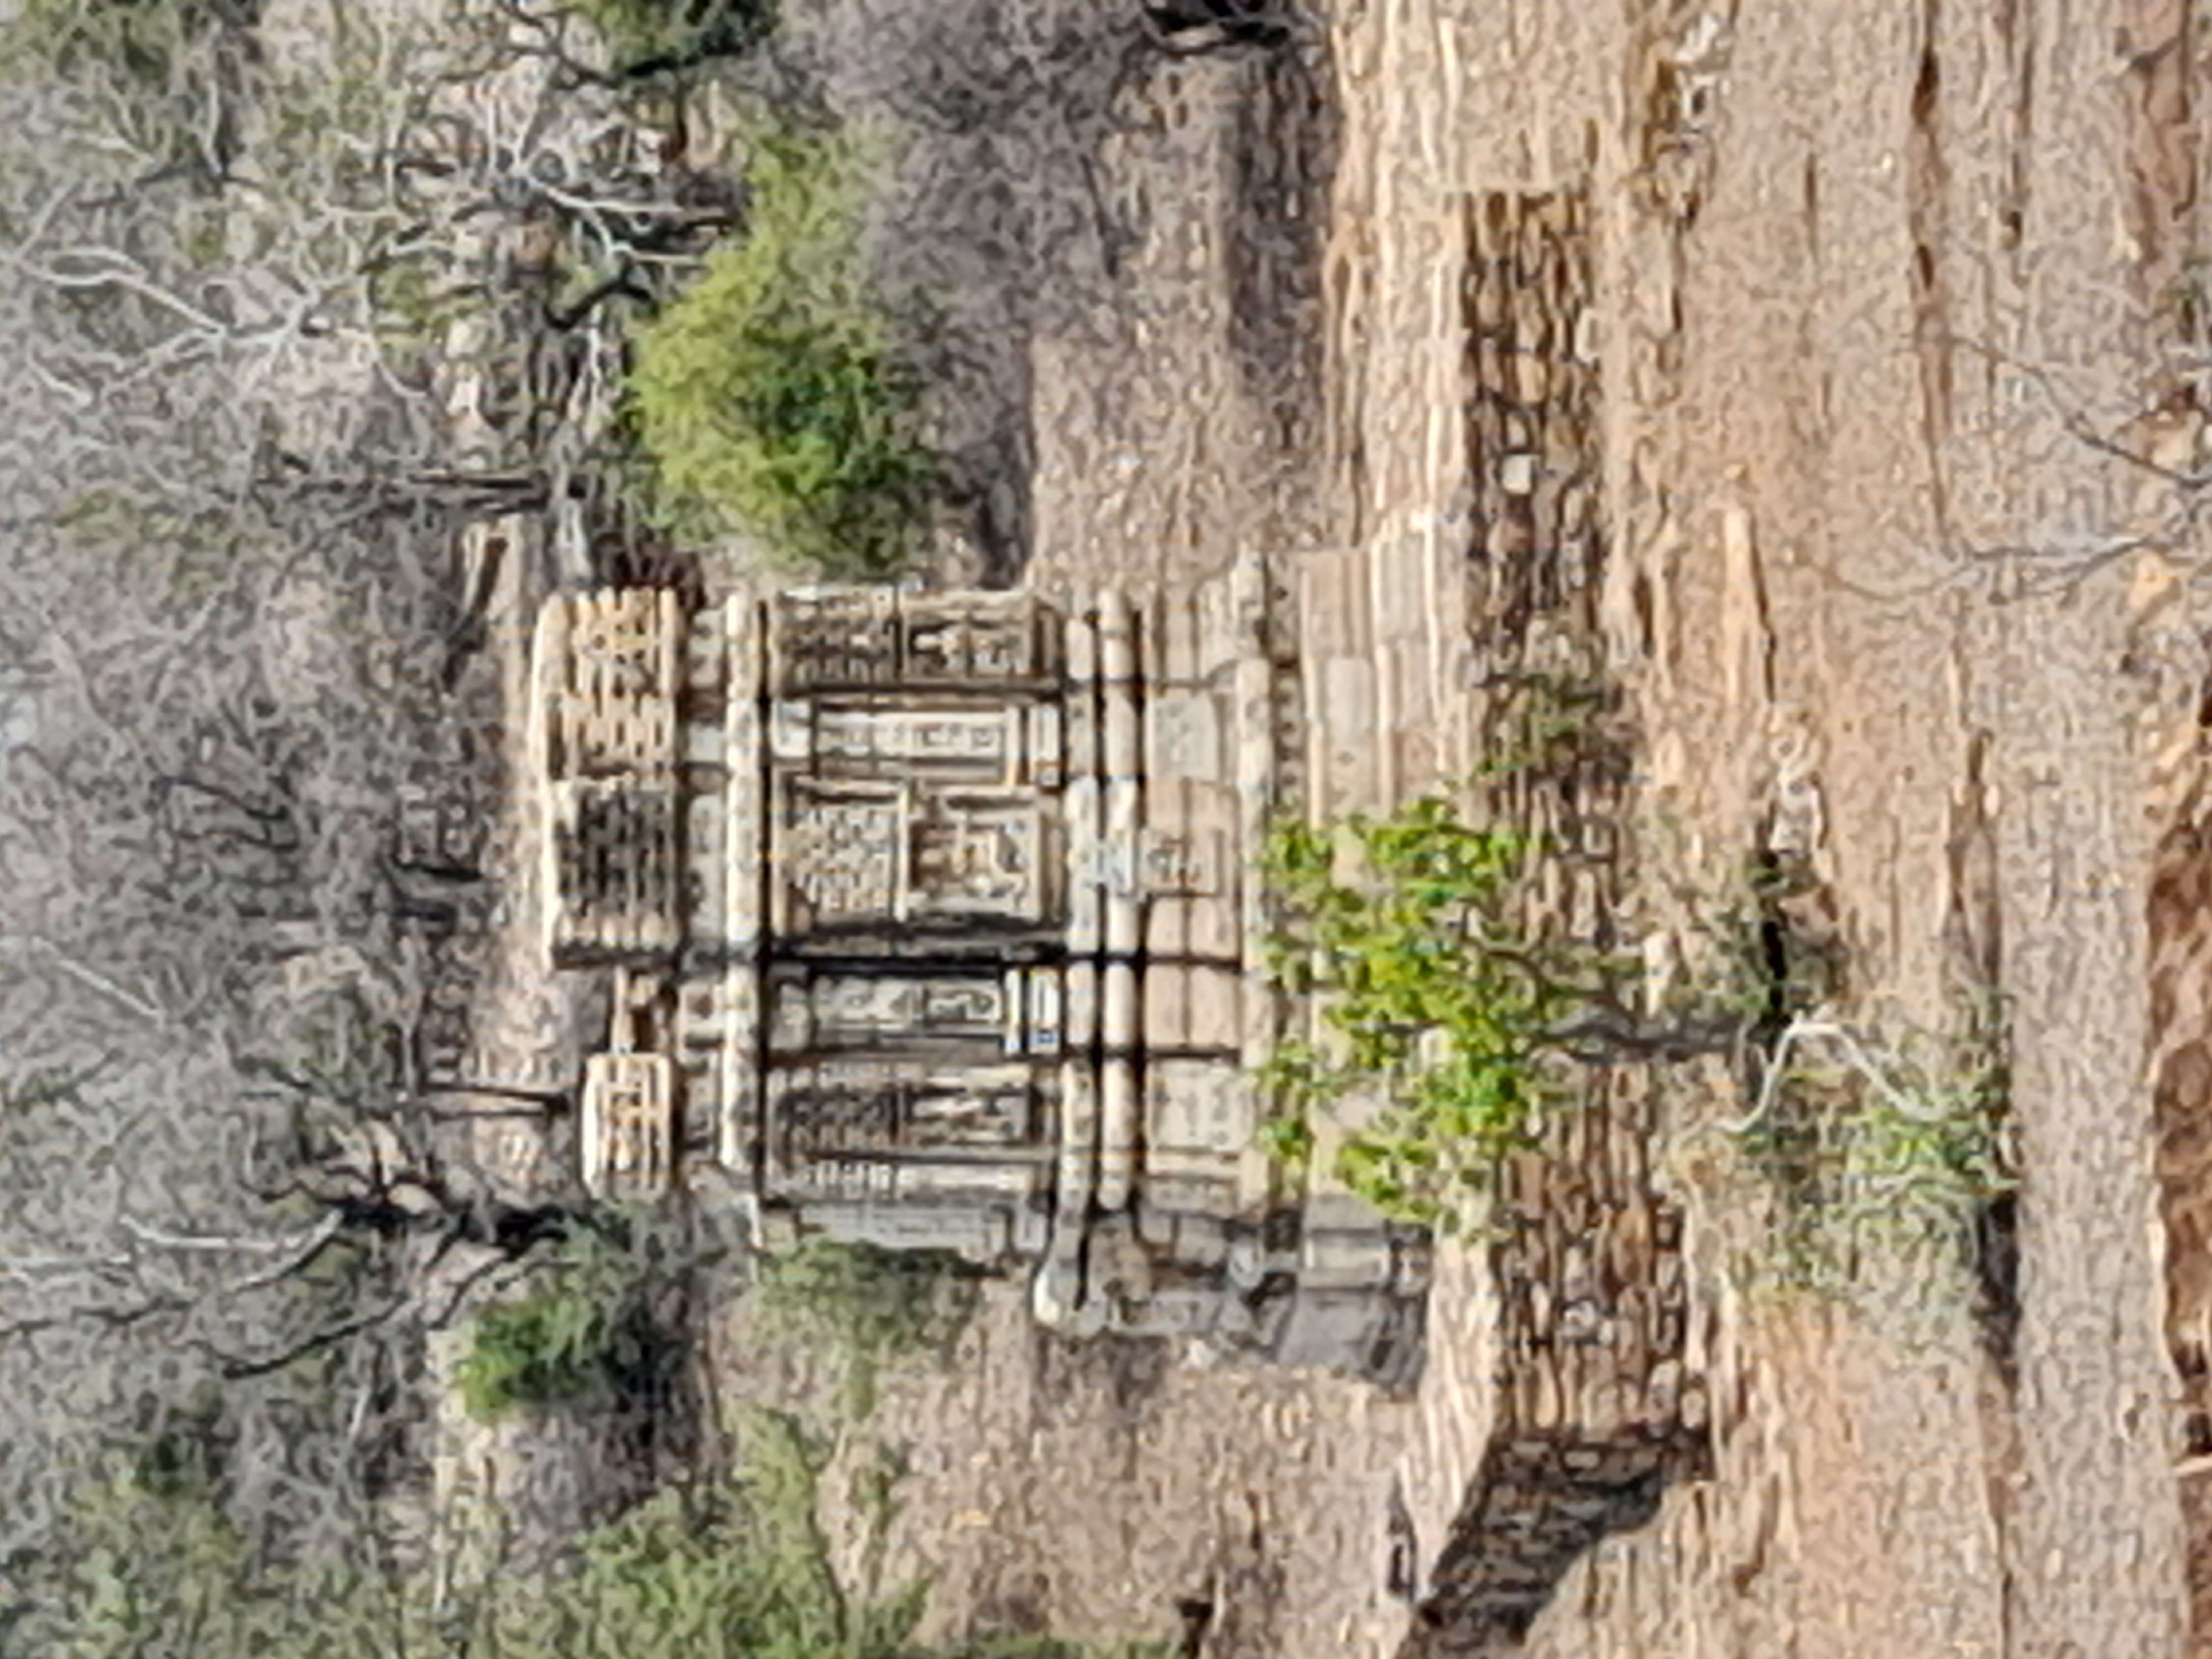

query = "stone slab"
(1308, 654), (1381, 818)
(1298, 546), (1373, 661)
(1187, 889), (1242, 964)
(1142, 1173), (1241, 1218)
(1183, 963), (1242, 1050)
(1146, 592), (1206, 685)
(1145, 1054), (1254, 1158)
(1145, 686), (1226, 782)
(1145, 895), (1191, 962)
(1143, 962), (1193, 1050)
(1377, 638), (1436, 735)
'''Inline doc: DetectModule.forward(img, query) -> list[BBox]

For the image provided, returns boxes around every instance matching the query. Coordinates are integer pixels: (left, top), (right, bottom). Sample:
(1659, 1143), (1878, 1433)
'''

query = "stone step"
(1307, 652), (1382, 818)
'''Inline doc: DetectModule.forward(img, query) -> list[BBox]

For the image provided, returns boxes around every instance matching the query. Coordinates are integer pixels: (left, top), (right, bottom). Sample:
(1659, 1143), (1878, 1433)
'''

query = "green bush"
(755, 1239), (989, 1417)
(573, 0), (773, 74)
(1260, 797), (1559, 1231)
(456, 1215), (684, 1420)
(1727, 1011), (2013, 1310)
(457, 1287), (613, 1416)
(628, 128), (937, 581)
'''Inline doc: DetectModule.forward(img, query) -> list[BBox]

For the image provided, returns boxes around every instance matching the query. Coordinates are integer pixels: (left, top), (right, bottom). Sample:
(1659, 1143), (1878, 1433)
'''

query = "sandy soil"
(883, 0), (2211, 1655)
(442, 0), (2212, 1652)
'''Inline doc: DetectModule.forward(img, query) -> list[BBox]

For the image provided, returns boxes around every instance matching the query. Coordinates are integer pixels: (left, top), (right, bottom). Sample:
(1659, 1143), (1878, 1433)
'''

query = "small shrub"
(456, 1213), (686, 1420)
(456, 1287), (611, 1416)
(1725, 1010), (2013, 1314)
(754, 1238), (989, 1417)
(628, 126), (938, 580)
(573, 0), (773, 74)
(127, 1382), (231, 1502)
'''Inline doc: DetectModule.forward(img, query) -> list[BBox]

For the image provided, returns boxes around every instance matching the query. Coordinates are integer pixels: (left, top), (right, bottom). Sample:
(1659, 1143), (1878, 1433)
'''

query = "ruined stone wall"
(1404, 1071), (1706, 1655)
(1394, 187), (1705, 1655)
(1462, 188), (1599, 651)
(530, 589), (687, 967)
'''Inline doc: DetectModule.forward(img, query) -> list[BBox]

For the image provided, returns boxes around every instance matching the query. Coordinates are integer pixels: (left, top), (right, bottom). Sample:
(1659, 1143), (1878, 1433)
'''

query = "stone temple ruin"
(526, 557), (1433, 1386)
(521, 182), (1714, 1654)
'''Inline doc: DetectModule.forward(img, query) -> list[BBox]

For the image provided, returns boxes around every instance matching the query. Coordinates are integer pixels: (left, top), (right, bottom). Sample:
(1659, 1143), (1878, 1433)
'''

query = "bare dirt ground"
(1317, 1), (2208, 1656)
(763, 1), (2212, 1657)
(449, 0), (2212, 1653)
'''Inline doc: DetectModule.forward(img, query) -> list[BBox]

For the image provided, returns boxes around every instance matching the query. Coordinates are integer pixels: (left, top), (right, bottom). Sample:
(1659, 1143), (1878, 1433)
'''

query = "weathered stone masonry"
(1397, 185), (1710, 1654)
(1405, 1071), (1709, 1655)
(528, 562), (1432, 1387)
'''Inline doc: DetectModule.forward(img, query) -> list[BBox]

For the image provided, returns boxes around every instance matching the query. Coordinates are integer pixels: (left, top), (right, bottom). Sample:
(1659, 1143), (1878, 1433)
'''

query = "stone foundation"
(526, 557), (1428, 1388)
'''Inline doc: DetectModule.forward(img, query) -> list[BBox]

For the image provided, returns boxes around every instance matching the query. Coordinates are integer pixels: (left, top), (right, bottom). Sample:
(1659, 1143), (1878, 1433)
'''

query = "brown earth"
(450, 0), (2212, 1653)
(810, 0), (2212, 1656)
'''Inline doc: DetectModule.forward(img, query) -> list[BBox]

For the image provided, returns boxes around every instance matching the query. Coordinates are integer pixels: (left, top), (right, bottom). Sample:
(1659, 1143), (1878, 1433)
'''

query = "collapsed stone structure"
(518, 179), (1718, 1648)
(526, 557), (1431, 1386)
(1390, 184), (1710, 1654)
(1402, 1074), (1708, 1653)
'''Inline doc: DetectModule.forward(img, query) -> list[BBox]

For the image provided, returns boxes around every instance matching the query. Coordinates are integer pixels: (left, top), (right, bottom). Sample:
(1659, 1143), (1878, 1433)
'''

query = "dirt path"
(1305, 0), (2205, 1654)
(428, 0), (2212, 1648)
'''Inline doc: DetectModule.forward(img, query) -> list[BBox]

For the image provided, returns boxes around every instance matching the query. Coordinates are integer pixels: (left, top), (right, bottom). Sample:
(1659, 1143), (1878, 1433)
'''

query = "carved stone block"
(1145, 1053), (1250, 1160)
(1145, 687), (1224, 782)
(581, 1051), (676, 1198)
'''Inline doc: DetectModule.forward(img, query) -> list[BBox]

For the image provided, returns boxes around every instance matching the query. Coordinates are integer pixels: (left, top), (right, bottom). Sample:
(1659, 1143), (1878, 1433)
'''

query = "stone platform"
(525, 556), (1430, 1389)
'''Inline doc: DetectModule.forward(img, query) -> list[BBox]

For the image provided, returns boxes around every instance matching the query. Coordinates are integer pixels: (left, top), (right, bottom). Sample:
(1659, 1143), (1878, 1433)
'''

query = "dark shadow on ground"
(1223, 28), (1340, 467)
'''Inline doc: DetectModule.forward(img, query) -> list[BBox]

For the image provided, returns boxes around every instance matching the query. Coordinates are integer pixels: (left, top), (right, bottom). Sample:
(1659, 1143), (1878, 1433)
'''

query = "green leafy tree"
(628, 127), (939, 580)
(1261, 792), (1734, 1230)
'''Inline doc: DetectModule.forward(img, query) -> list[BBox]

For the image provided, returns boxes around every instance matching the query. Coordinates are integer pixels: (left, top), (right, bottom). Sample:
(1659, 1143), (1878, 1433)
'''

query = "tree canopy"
(627, 126), (938, 579)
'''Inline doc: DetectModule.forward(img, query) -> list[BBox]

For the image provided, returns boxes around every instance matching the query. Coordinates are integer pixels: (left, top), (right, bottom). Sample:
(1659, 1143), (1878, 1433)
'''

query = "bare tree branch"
(118, 1213), (341, 1258)
(0, 937), (169, 1025)
(215, 1297), (410, 1382)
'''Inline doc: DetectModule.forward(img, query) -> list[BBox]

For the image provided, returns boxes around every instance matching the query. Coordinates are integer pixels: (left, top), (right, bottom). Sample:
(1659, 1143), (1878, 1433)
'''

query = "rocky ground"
(785, 1), (2212, 1656)
(445, 0), (2212, 1654)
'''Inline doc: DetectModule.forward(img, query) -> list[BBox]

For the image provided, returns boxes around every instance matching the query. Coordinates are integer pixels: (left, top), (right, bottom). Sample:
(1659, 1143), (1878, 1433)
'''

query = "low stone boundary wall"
(1401, 1068), (1708, 1652)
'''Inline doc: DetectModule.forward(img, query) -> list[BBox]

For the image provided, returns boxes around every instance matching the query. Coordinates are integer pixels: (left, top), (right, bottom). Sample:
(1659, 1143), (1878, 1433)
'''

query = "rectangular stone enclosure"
(528, 560), (1431, 1387)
